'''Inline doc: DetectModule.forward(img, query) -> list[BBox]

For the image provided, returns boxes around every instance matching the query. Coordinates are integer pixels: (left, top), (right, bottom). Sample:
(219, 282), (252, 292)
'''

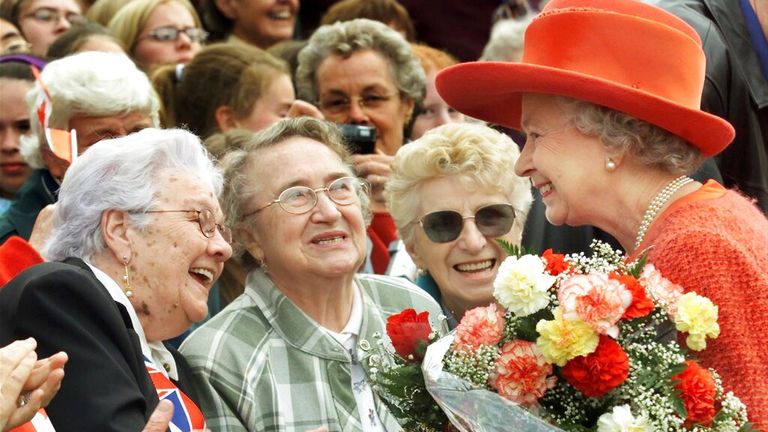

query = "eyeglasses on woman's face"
(23, 7), (85, 25)
(317, 91), (400, 117)
(144, 209), (232, 244)
(417, 203), (516, 243)
(139, 26), (208, 43)
(244, 176), (367, 217)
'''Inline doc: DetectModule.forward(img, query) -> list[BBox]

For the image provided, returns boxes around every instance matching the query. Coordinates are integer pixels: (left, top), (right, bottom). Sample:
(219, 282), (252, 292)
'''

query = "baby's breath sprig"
(443, 345), (500, 389)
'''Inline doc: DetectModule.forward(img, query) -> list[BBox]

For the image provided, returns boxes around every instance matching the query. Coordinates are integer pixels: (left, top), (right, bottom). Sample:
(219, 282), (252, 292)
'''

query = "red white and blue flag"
(144, 356), (206, 432)
(9, 410), (55, 432)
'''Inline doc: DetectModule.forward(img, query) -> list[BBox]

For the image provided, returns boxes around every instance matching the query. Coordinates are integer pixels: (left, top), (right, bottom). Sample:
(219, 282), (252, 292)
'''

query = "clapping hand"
(1, 338), (67, 431)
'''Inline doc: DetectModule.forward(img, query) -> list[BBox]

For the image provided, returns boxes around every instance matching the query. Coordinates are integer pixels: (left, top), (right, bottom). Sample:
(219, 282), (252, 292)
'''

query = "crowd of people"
(0, 0), (766, 430)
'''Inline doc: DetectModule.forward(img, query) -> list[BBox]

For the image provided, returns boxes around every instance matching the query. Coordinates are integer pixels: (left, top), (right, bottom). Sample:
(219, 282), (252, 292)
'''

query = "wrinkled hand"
(142, 400), (210, 432)
(29, 204), (56, 253)
(351, 152), (394, 213)
(1, 338), (67, 431)
(287, 100), (325, 120)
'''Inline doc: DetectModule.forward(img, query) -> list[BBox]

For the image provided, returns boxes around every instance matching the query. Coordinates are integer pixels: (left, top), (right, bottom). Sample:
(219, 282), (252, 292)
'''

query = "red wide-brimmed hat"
(436, 0), (734, 156)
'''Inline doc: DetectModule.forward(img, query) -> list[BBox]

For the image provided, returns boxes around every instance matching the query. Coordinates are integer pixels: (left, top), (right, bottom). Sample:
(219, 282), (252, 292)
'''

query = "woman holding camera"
(296, 18), (425, 273)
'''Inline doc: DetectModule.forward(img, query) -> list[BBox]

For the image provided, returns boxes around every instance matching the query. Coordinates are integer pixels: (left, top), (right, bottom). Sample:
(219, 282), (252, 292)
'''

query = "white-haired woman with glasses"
(0, 128), (232, 431)
(181, 117), (444, 431)
(384, 122), (532, 328)
(108, 0), (206, 72)
(0, 51), (158, 245)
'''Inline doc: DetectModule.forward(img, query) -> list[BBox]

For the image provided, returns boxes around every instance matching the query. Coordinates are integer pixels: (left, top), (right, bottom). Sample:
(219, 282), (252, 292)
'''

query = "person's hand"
(305, 428), (328, 432)
(141, 400), (173, 432)
(1, 338), (67, 431)
(29, 204), (56, 252)
(351, 152), (394, 213)
(287, 100), (325, 120)
(142, 401), (210, 432)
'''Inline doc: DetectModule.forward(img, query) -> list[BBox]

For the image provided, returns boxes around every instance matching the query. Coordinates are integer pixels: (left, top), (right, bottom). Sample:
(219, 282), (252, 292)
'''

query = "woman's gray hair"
(480, 15), (533, 62)
(20, 51), (160, 169)
(44, 128), (221, 261)
(559, 97), (705, 175)
(384, 122), (533, 244)
(295, 18), (425, 105)
(219, 116), (371, 260)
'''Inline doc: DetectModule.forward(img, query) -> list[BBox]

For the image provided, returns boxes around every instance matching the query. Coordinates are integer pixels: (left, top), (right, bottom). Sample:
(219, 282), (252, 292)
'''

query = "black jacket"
(0, 258), (200, 432)
(660, 0), (768, 213)
(0, 169), (57, 244)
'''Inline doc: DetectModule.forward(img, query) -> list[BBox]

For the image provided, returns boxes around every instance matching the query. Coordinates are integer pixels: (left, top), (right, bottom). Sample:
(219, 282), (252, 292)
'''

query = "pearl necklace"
(633, 175), (693, 251)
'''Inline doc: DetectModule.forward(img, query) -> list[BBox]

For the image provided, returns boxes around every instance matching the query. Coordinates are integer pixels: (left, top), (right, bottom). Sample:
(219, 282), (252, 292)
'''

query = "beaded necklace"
(633, 175), (693, 251)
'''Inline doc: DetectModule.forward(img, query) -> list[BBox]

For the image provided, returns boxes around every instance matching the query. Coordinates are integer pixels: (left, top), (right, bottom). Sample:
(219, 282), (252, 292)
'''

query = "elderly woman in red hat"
(437, 0), (768, 428)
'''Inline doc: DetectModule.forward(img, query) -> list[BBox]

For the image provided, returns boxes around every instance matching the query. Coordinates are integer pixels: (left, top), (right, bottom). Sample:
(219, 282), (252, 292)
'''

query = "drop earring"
(606, 158), (617, 171)
(122, 255), (133, 298)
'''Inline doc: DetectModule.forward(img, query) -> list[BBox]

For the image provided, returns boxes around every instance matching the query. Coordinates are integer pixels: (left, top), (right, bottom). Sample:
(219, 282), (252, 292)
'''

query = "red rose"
(542, 248), (571, 276)
(673, 360), (717, 426)
(609, 273), (655, 319)
(386, 309), (433, 362)
(562, 335), (629, 397)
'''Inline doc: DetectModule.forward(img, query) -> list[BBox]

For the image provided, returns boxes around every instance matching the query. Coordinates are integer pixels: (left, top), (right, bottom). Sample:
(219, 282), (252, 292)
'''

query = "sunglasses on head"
(417, 203), (516, 243)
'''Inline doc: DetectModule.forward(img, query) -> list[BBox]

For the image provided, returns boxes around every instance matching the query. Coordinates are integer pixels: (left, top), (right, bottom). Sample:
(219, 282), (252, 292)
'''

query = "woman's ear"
(214, 105), (239, 132)
(404, 239), (426, 271)
(214, 0), (238, 19)
(100, 209), (132, 261)
(239, 225), (265, 265)
(402, 98), (415, 124)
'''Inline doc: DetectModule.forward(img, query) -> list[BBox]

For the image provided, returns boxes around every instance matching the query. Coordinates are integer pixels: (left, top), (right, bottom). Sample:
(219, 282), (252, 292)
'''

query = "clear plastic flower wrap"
(422, 333), (565, 432)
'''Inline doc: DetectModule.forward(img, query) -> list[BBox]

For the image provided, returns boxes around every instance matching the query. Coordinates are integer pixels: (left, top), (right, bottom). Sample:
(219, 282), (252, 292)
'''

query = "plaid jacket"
(180, 269), (445, 431)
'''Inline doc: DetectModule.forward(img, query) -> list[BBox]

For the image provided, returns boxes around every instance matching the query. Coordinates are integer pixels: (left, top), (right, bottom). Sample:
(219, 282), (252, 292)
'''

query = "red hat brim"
(436, 61), (734, 157)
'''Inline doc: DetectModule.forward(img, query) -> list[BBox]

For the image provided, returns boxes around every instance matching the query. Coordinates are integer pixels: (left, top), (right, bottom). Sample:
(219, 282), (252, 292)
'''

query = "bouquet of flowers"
(368, 241), (753, 432)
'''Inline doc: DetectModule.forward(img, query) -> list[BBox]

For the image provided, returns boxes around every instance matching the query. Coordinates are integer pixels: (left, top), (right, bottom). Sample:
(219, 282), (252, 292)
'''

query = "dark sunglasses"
(417, 203), (516, 243)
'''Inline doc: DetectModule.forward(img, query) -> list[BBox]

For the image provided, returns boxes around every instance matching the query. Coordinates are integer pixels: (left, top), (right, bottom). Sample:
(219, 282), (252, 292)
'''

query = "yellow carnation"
(536, 307), (599, 366)
(674, 292), (720, 351)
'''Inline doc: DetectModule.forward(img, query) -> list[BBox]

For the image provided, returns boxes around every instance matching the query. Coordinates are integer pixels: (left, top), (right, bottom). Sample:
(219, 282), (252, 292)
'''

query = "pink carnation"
(490, 340), (556, 406)
(640, 264), (684, 315)
(558, 273), (632, 338)
(452, 304), (505, 352)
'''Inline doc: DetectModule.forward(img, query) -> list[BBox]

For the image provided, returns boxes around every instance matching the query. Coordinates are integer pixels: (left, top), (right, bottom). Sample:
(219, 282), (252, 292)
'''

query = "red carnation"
(610, 273), (655, 319)
(386, 309), (433, 362)
(542, 248), (572, 276)
(673, 360), (717, 426)
(562, 335), (629, 397)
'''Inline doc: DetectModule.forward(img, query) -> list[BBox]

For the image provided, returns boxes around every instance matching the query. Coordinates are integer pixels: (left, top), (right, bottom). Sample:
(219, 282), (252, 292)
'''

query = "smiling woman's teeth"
(456, 260), (493, 272)
(316, 236), (344, 245)
(271, 10), (291, 19)
(540, 183), (554, 195)
(190, 268), (213, 283)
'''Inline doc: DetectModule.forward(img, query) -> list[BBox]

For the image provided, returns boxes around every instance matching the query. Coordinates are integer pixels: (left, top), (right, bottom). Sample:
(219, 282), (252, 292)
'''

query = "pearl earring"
(122, 255), (133, 298)
(606, 159), (617, 171)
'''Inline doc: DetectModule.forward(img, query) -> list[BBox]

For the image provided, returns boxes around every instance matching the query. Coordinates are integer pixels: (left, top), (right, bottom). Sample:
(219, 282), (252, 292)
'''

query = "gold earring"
(122, 256), (133, 298)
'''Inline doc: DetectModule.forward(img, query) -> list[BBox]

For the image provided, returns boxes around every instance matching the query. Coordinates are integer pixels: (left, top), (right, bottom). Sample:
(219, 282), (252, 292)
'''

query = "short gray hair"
(20, 51), (160, 168)
(480, 15), (533, 62)
(384, 122), (533, 244)
(44, 128), (221, 261)
(219, 116), (371, 260)
(559, 97), (705, 174)
(295, 18), (425, 105)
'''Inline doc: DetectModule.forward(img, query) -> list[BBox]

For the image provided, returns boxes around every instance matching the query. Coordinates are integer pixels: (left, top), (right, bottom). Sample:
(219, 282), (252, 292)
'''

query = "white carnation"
(597, 405), (652, 432)
(493, 254), (556, 316)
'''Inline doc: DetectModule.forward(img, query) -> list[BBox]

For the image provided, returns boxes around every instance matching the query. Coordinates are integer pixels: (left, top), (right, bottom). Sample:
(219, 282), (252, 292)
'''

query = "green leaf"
(671, 393), (687, 419)
(628, 252), (649, 278)
(496, 239), (535, 257)
(738, 422), (757, 432)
